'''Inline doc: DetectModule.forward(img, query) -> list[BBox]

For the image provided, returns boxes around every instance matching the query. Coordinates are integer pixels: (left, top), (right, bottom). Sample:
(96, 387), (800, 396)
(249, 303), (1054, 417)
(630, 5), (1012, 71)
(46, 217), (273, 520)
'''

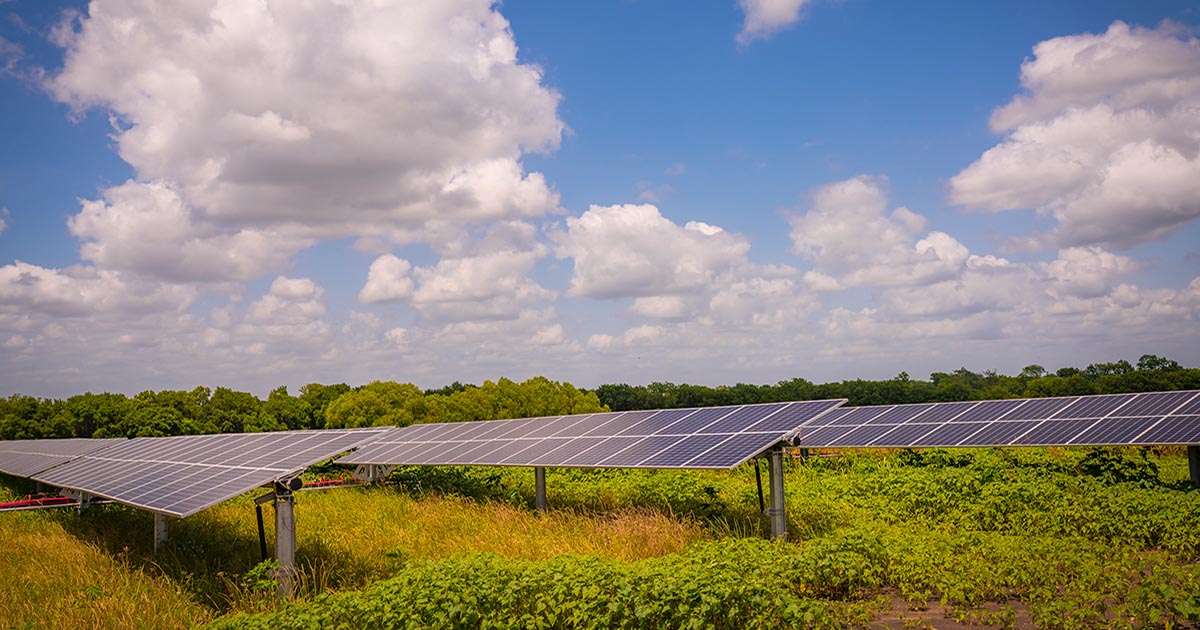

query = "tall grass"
(0, 508), (212, 629)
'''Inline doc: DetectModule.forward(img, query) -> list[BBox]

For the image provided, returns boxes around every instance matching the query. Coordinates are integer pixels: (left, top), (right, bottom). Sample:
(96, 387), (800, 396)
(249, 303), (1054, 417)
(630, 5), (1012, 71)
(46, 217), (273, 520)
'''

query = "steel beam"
(273, 483), (298, 598)
(1189, 445), (1200, 489)
(534, 466), (547, 511)
(767, 449), (787, 540)
(153, 513), (168, 552)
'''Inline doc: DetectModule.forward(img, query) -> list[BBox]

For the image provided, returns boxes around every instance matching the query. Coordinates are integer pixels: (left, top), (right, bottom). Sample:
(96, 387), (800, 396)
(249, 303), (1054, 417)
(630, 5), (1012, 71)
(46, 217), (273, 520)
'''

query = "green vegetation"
(2, 447), (1198, 629)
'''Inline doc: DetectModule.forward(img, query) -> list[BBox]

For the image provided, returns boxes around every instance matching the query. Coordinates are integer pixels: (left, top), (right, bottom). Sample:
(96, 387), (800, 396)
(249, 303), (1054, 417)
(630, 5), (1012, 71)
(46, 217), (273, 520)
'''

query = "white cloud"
(0, 261), (195, 318)
(736, 0), (810, 45)
(789, 176), (969, 289)
(360, 247), (552, 323)
(664, 163), (686, 177)
(359, 254), (415, 304)
(68, 181), (308, 282)
(47, 0), (565, 277)
(949, 21), (1200, 250)
(553, 203), (751, 298)
(1039, 246), (1141, 299)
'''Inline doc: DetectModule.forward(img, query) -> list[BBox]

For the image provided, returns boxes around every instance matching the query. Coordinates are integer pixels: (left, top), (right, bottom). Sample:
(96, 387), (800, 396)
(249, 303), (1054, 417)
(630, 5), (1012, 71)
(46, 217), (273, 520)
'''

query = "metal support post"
(767, 449), (787, 540)
(534, 466), (547, 511)
(1189, 445), (1200, 489)
(153, 513), (169, 552)
(273, 479), (301, 598)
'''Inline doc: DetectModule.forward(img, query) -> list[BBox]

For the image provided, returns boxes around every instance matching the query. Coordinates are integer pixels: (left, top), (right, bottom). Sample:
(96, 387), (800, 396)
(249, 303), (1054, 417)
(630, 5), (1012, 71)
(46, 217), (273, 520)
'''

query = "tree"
(1137, 354), (1181, 372)
(1020, 365), (1046, 379)
(260, 386), (312, 431)
(298, 383), (351, 429)
(325, 381), (423, 428)
(203, 387), (262, 434)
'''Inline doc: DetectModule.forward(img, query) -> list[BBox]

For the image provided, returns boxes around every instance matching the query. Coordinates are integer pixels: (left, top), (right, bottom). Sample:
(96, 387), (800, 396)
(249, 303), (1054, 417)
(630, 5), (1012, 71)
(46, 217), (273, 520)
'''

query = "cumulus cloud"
(359, 254), (415, 304)
(68, 181), (308, 282)
(554, 203), (752, 298)
(360, 244), (552, 323)
(789, 176), (969, 289)
(736, 0), (810, 45)
(949, 21), (1200, 250)
(46, 0), (565, 281)
(0, 261), (195, 318)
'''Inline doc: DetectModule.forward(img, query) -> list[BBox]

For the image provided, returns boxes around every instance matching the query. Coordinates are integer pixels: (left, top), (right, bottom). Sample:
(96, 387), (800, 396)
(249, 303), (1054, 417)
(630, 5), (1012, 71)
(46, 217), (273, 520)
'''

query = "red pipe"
(0, 496), (75, 509)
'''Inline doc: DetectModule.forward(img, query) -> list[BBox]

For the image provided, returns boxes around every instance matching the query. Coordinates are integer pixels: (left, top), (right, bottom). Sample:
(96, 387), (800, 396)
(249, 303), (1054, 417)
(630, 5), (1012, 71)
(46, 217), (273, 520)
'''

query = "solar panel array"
(0, 438), (121, 477)
(795, 390), (1200, 448)
(340, 399), (846, 470)
(32, 429), (389, 517)
(2, 391), (1198, 519)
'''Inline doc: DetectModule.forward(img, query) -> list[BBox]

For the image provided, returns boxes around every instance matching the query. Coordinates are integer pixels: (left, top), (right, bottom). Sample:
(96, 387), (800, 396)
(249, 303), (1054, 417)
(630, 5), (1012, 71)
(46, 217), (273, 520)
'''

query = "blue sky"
(1, 0), (1198, 397)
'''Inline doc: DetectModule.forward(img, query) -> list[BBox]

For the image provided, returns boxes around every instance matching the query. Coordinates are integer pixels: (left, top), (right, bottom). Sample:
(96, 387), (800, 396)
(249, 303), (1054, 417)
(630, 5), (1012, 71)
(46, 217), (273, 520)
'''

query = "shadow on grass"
(383, 464), (795, 540)
(0, 478), (385, 614)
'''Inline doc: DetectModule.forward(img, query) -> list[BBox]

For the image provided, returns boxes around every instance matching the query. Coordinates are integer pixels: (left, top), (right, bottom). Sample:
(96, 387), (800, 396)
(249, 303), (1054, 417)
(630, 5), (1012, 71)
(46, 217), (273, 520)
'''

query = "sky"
(1, 0), (1198, 398)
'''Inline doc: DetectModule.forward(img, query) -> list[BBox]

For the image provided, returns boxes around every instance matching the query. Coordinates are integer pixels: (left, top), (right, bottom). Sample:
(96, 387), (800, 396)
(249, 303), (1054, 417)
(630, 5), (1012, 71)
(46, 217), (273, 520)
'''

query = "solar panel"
(340, 399), (848, 470)
(32, 428), (388, 517)
(795, 390), (1200, 448)
(0, 438), (123, 478)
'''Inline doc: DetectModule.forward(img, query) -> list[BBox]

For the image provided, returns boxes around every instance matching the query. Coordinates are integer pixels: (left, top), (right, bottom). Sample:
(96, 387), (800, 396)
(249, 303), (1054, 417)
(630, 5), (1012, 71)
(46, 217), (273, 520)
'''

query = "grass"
(1, 447), (1198, 628)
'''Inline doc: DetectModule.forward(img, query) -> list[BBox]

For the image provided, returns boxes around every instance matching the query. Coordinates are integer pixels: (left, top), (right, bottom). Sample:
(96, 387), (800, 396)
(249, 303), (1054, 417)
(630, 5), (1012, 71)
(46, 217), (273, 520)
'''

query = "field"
(1, 447), (1198, 629)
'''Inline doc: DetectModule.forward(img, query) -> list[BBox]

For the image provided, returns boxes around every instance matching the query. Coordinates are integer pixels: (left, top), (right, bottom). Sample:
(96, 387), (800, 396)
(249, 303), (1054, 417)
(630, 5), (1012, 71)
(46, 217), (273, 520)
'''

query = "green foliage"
(325, 381), (425, 428)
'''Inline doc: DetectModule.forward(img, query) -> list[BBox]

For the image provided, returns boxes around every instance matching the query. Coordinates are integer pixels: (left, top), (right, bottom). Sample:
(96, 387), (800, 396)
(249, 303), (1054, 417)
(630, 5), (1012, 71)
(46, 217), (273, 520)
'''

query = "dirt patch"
(864, 590), (1036, 630)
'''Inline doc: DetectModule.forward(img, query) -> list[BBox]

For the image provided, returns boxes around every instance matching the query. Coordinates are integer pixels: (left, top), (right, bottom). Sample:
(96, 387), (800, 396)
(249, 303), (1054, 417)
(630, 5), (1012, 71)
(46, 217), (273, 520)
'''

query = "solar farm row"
(0, 391), (1197, 518)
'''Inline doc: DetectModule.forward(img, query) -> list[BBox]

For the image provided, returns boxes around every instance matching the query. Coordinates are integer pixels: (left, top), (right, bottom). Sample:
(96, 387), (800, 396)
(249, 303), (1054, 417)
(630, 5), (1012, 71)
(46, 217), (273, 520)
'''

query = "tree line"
(595, 355), (1200, 410)
(1, 356), (1195, 440)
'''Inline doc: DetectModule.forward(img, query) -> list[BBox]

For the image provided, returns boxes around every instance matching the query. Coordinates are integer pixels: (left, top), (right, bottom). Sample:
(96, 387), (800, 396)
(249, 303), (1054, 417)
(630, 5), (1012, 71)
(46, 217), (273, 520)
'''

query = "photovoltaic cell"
(598, 435), (684, 467)
(32, 428), (388, 517)
(1054, 394), (1135, 419)
(0, 438), (123, 478)
(954, 399), (1026, 422)
(637, 435), (729, 467)
(829, 424), (896, 446)
(872, 422), (939, 447)
(1001, 397), (1076, 420)
(1111, 391), (1194, 417)
(683, 433), (789, 468)
(1014, 420), (1098, 445)
(871, 404), (935, 425)
(1070, 419), (1154, 445)
(1137, 416), (1200, 444)
(957, 421), (1037, 446)
(617, 408), (698, 436)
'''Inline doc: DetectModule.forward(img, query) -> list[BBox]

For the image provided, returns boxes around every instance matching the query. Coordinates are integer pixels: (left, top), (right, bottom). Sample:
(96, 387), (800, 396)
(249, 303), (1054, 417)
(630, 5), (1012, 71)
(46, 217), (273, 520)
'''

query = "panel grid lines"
(31, 428), (389, 518)
(794, 390), (1200, 448)
(340, 400), (847, 470)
